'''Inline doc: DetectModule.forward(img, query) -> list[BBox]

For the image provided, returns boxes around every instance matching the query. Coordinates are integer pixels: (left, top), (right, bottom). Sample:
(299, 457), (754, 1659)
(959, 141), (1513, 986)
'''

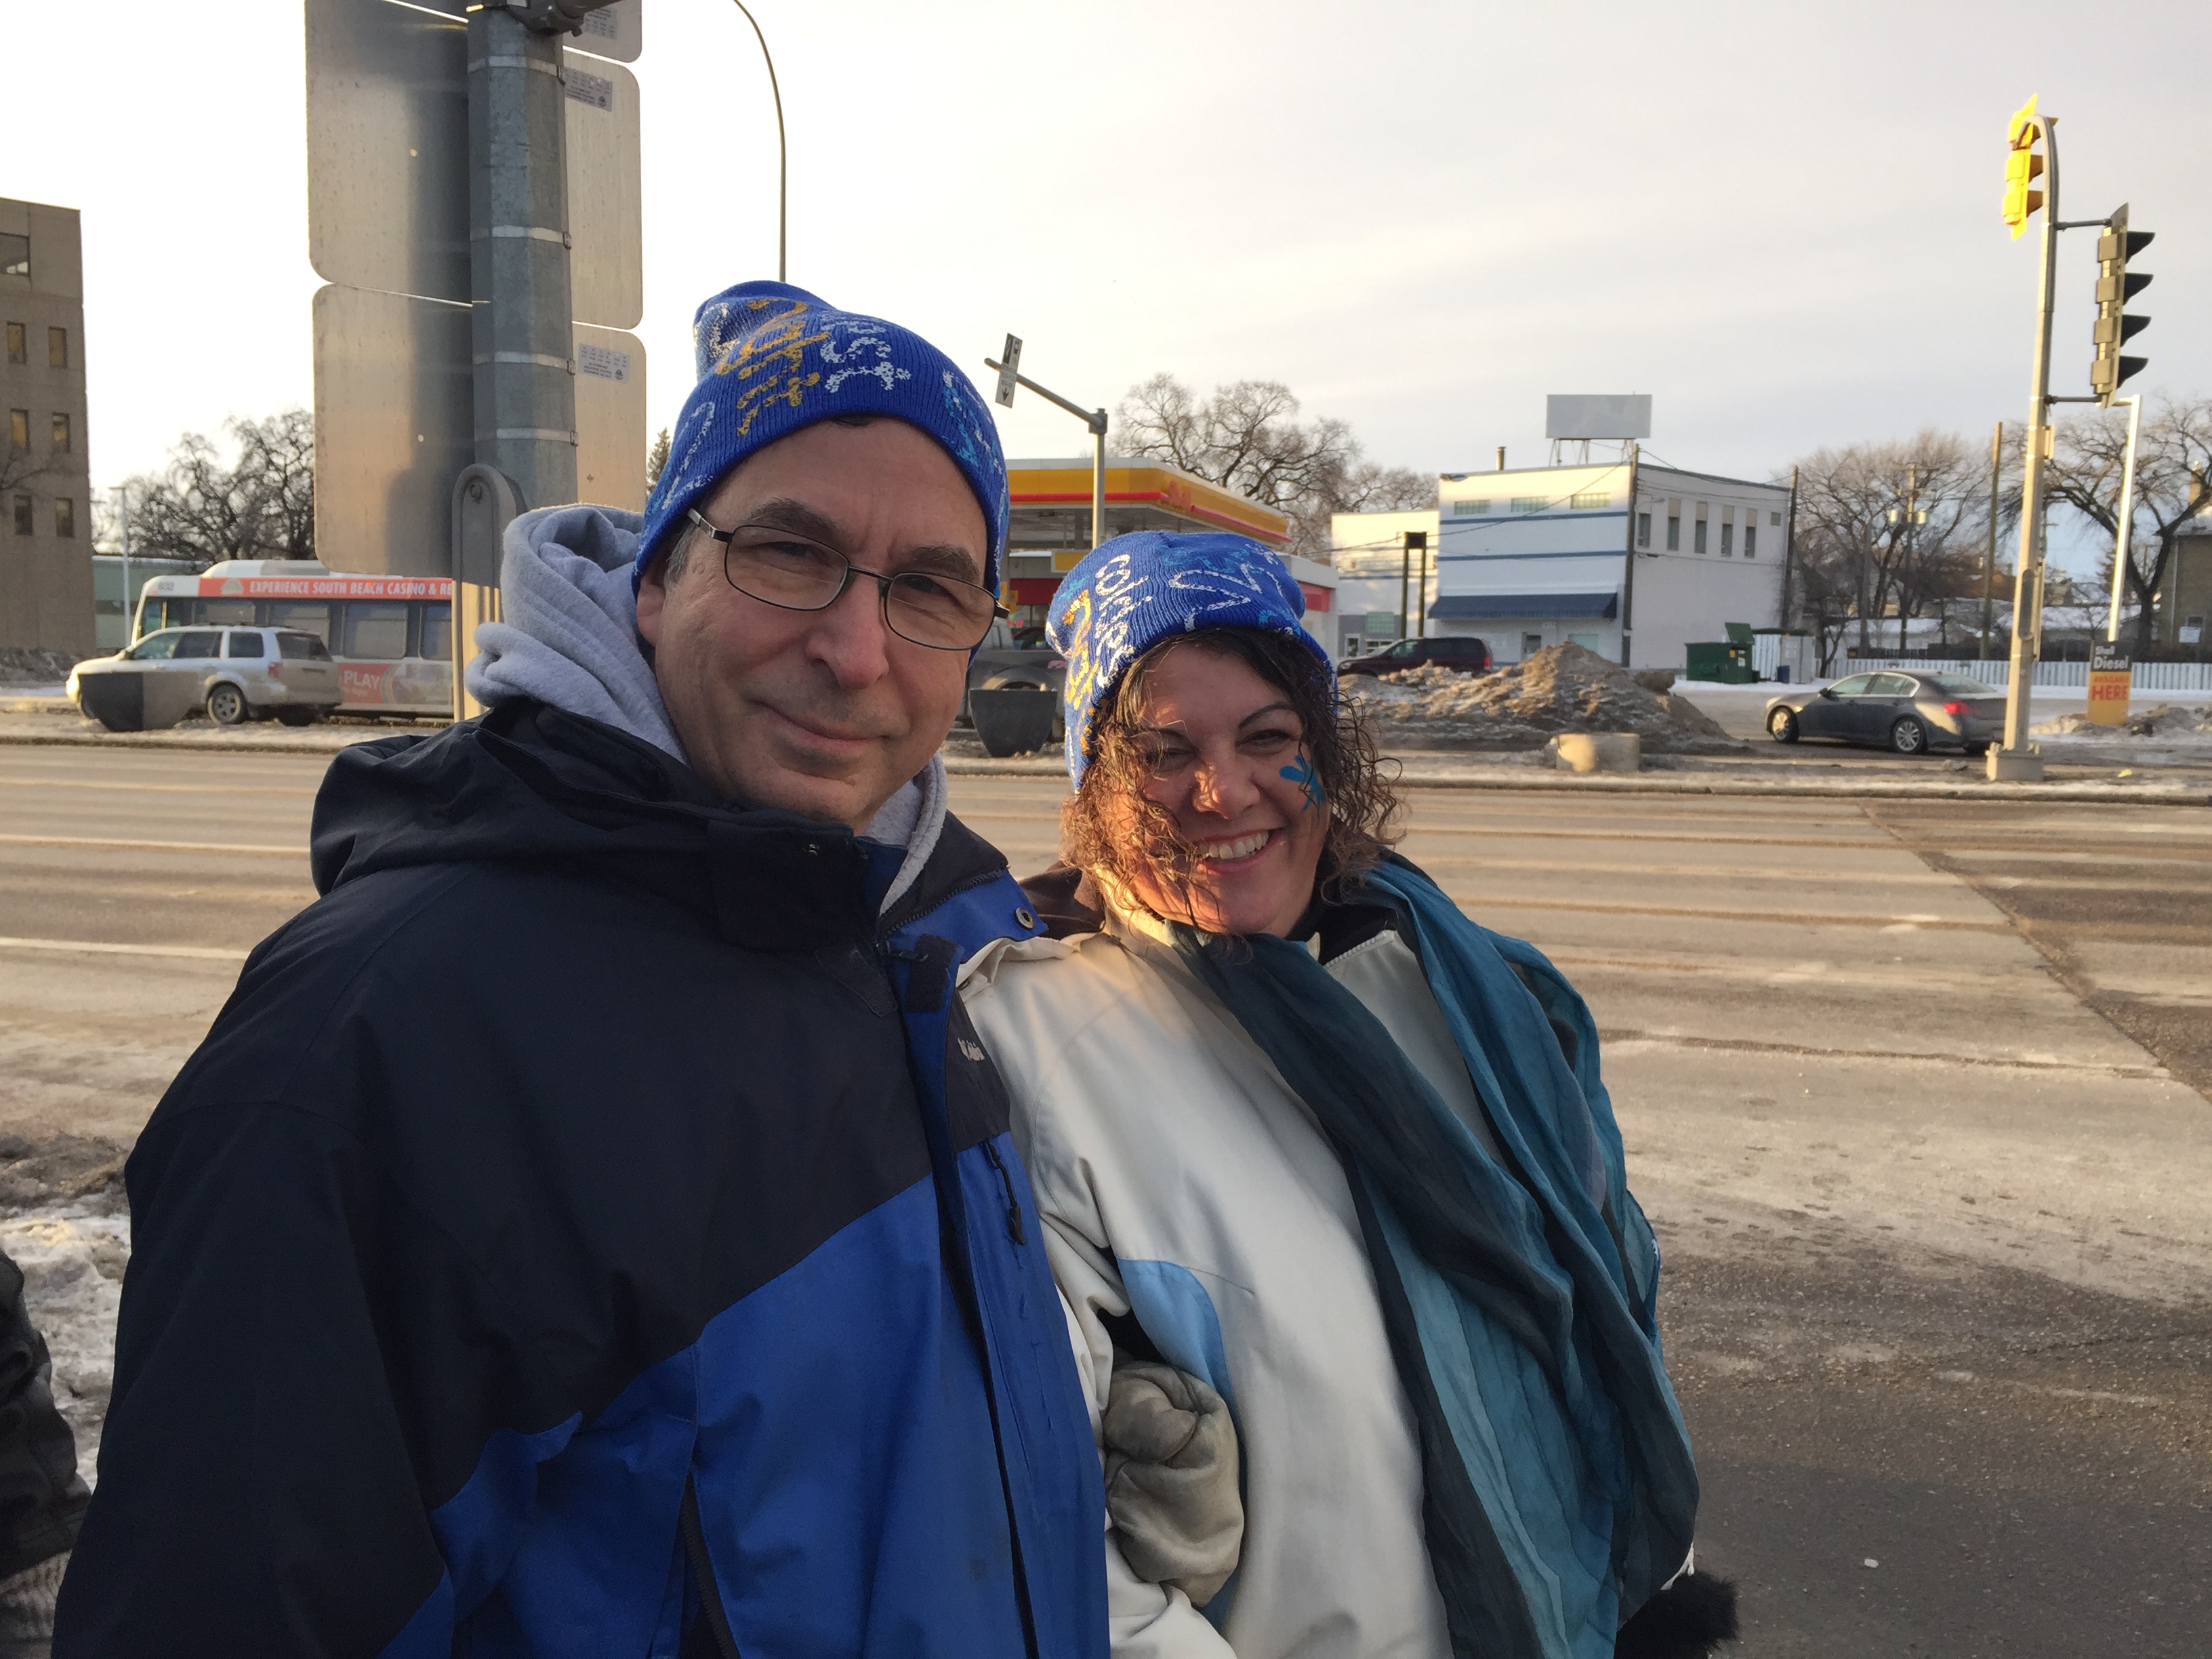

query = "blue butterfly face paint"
(1280, 753), (1324, 812)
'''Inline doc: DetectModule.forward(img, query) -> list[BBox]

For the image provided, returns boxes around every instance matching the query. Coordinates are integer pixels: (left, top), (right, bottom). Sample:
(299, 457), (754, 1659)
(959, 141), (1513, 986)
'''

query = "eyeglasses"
(686, 510), (1005, 651)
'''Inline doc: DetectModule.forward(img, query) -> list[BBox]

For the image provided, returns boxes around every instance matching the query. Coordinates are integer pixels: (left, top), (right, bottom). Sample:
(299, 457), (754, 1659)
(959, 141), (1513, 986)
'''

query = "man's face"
(634, 418), (987, 831)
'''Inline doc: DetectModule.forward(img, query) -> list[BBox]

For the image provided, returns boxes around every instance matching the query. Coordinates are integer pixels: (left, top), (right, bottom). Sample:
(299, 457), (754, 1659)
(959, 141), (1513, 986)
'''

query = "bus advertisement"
(132, 561), (453, 718)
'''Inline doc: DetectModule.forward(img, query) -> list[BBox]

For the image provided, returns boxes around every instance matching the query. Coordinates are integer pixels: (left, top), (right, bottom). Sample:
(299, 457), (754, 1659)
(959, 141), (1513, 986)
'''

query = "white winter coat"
(961, 897), (1502, 1659)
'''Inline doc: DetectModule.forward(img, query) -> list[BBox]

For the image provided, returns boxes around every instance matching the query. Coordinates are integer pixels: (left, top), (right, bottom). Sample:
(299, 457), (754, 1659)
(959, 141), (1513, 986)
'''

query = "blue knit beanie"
(634, 281), (1008, 590)
(1048, 531), (1332, 785)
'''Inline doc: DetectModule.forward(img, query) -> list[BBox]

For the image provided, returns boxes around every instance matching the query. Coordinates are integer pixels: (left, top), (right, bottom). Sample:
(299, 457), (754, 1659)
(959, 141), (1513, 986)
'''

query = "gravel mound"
(1345, 642), (1744, 754)
(0, 647), (85, 685)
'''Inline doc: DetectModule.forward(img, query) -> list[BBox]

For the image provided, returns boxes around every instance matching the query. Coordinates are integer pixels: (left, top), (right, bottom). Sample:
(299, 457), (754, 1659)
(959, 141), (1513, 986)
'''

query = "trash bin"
(1684, 641), (1757, 684)
(970, 688), (1059, 758)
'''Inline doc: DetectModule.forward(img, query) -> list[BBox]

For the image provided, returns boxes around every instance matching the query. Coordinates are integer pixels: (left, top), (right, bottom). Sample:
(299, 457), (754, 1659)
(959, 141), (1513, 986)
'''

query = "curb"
(939, 756), (2211, 804)
(8, 728), (2204, 804)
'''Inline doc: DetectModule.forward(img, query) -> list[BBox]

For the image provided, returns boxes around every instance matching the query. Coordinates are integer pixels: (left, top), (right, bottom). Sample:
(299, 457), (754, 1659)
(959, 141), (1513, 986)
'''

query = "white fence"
(1845, 658), (2212, 694)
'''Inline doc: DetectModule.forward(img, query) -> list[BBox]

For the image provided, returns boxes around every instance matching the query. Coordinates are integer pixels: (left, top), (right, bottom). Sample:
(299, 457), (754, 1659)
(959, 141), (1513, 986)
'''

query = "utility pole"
(1981, 422), (2001, 653)
(1778, 464), (1798, 639)
(1398, 530), (1422, 643)
(1891, 464), (1923, 653)
(114, 485), (131, 646)
(1991, 98), (2060, 781)
(1618, 441), (1641, 668)
(2104, 394), (2144, 644)
(1418, 533), (1431, 639)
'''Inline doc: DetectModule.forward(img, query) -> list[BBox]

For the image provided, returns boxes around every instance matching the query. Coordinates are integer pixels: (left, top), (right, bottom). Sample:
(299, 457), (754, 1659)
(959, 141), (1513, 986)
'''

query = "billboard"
(1545, 395), (1652, 441)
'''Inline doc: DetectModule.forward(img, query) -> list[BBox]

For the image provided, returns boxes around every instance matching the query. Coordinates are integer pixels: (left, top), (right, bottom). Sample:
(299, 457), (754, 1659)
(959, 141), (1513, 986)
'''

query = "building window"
(3, 324), (22, 365)
(6, 409), (25, 452)
(1511, 496), (1548, 514)
(53, 497), (74, 539)
(0, 235), (26, 279)
(1666, 514), (1680, 551)
(9, 495), (28, 536)
(1694, 519), (1708, 554)
(1636, 512), (1651, 548)
(1721, 522), (1735, 556)
(1769, 511), (1782, 526)
(1450, 498), (1492, 516)
(1744, 525), (1758, 558)
(47, 328), (68, 370)
(49, 413), (69, 454)
(1570, 491), (1611, 510)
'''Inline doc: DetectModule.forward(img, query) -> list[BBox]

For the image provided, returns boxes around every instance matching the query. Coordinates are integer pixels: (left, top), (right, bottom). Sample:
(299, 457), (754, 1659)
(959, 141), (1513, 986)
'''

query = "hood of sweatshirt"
(459, 503), (946, 909)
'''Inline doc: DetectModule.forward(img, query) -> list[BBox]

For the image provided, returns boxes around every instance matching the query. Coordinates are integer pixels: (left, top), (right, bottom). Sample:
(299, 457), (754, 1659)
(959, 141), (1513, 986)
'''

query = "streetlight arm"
(729, 1), (787, 283)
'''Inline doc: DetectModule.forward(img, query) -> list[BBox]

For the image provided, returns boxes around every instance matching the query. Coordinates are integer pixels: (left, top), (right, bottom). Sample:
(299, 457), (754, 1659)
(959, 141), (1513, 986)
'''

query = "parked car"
(68, 626), (345, 733)
(963, 618), (1067, 734)
(1765, 670), (2007, 755)
(1337, 636), (1494, 678)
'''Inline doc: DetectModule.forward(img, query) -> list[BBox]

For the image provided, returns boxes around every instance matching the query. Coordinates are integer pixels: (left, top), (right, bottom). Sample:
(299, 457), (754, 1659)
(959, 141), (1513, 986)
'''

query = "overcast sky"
(12, 1), (2205, 572)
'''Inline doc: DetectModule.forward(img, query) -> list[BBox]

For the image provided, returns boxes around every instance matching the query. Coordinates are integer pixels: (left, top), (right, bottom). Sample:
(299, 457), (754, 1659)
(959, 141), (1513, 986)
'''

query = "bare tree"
(1783, 430), (1991, 656)
(1114, 373), (1433, 558)
(2045, 396), (2212, 651)
(120, 409), (316, 569)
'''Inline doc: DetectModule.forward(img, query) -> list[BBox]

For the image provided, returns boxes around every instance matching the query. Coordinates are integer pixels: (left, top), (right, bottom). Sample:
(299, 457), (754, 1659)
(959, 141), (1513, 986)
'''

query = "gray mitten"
(1101, 1359), (1242, 1607)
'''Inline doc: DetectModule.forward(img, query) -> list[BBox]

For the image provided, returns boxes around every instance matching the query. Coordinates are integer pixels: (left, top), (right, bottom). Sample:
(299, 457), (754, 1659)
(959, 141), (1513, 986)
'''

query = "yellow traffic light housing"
(2003, 96), (2045, 239)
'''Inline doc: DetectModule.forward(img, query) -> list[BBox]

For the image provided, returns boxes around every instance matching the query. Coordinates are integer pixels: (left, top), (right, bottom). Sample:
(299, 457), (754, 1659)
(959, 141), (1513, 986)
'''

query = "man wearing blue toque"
(55, 284), (1111, 1658)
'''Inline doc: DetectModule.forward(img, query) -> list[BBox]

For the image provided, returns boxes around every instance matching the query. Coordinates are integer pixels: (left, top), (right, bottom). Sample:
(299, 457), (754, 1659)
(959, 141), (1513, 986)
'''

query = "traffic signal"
(2091, 203), (2154, 405)
(2002, 96), (2045, 240)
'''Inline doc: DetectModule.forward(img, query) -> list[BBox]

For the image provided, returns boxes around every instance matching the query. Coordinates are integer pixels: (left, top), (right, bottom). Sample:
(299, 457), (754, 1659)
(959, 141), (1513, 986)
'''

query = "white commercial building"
(1401, 459), (1792, 670)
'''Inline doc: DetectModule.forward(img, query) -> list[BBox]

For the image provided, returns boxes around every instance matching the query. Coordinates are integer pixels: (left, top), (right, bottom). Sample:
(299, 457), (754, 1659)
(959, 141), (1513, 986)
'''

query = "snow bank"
(1346, 642), (1744, 754)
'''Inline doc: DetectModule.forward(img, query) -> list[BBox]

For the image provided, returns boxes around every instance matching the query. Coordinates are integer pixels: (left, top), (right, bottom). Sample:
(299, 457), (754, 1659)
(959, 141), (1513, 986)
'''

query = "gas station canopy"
(1001, 457), (1292, 610)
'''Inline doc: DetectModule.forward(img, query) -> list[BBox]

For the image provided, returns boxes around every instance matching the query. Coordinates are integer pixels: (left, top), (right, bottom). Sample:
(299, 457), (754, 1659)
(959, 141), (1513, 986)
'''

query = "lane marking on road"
(1545, 948), (2051, 994)
(0, 935), (251, 963)
(1601, 1029), (2170, 1080)
(0, 834), (304, 857)
(1454, 893), (2013, 933)
(0, 775), (318, 798)
(1420, 853), (1963, 886)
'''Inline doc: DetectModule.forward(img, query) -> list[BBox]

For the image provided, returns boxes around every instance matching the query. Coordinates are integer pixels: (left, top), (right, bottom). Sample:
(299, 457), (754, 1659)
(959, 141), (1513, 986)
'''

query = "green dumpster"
(1684, 640), (1757, 683)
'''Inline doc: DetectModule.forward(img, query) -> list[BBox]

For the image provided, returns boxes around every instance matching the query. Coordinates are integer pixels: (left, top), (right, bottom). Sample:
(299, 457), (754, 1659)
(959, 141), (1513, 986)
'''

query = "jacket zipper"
(981, 1140), (1027, 1244)
(679, 1475), (743, 1659)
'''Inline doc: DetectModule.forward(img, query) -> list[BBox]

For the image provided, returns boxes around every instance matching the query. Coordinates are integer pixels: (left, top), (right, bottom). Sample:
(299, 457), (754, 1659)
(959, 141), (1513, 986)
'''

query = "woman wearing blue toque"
(959, 532), (1736, 1659)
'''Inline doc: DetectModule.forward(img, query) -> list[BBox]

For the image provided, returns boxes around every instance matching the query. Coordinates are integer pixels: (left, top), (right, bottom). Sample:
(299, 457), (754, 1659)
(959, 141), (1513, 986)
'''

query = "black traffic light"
(2091, 203), (2153, 405)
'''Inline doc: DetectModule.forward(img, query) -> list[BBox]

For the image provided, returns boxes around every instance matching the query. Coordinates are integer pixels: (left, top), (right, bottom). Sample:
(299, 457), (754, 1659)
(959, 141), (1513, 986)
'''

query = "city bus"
(131, 560), (453, 718)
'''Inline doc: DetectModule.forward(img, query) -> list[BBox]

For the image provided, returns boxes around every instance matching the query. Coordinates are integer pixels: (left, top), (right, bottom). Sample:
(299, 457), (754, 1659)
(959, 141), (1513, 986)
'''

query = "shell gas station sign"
(2085, 644), (2132, 726)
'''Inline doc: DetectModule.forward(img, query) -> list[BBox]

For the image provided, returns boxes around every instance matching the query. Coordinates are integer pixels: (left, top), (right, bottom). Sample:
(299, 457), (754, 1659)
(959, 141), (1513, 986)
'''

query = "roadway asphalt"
(2, 746), (2207, 1655)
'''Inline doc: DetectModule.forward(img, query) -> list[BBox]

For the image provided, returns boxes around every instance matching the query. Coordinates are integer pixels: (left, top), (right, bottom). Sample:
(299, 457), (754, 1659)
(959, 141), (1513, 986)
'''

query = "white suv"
(70, 627), (346, 732)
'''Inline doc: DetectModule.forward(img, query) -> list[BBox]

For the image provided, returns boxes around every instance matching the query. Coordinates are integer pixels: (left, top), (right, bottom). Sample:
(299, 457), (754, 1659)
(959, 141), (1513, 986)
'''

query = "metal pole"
(116, 485), (131, 646)
(1778, 464), (1798, 637)
(466, 4), (579, 516)
(1419, 537), (1431, 639)
(2105, 395), (2142, 643)
(1398, 534), (1410, 644)
(1091, 413), (1107, 550)
(1618, 441), (1640, 668)
(1992, 112), (2060, 781)
(1898, 464), (1919, 653)
(1982, 421), (2001, 652)
(729, 1), (787, 282)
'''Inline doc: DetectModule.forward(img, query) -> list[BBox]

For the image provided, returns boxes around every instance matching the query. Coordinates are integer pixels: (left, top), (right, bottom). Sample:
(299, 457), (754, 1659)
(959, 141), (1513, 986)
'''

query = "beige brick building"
(1, 198), (92, 654)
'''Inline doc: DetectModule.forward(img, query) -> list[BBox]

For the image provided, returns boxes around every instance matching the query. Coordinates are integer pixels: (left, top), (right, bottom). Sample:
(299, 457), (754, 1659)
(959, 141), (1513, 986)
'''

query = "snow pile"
(0, 648), (84, 686)
(1345, 642), (1744, 753)
(0, 1211), (127, 1483)
(2034, 703), (2212, 739)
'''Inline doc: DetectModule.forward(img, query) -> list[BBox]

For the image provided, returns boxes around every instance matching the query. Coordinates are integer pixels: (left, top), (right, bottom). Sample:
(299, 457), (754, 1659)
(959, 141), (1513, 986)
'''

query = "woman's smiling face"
(1113, 642), (1329, 937)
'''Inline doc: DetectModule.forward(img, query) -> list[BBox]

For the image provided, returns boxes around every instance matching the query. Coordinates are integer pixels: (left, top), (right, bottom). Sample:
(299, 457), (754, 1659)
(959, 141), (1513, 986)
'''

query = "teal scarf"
(1172, 855), (1696, 1658)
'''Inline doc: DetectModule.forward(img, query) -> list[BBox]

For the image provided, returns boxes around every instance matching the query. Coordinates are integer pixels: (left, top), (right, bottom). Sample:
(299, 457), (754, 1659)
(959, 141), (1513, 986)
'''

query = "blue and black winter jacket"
(56, 701), (1109, 1659)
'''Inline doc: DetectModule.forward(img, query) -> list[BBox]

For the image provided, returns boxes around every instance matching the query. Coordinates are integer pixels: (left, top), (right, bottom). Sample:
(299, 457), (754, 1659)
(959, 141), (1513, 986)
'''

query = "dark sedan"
(1766, 670), (2007, 755)
(1339, 635), (1493, 677)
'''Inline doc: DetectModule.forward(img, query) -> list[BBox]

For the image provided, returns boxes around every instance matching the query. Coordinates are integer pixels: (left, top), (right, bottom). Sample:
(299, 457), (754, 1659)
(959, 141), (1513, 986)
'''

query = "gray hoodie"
(468, 504), (945, 909)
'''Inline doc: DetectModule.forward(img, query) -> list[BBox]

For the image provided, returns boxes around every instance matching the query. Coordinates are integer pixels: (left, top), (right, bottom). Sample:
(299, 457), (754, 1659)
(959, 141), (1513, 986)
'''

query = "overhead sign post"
(306, 0), (646, 605)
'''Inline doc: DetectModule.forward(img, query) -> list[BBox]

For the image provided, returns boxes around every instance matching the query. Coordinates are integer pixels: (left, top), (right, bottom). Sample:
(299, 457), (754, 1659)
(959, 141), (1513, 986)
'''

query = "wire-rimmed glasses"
(685, 509), (1005, 651)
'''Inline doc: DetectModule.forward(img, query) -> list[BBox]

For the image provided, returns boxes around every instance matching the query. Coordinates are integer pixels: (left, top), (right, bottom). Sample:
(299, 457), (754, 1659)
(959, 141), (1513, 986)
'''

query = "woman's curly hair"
(1059, 628), (1403, 912)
